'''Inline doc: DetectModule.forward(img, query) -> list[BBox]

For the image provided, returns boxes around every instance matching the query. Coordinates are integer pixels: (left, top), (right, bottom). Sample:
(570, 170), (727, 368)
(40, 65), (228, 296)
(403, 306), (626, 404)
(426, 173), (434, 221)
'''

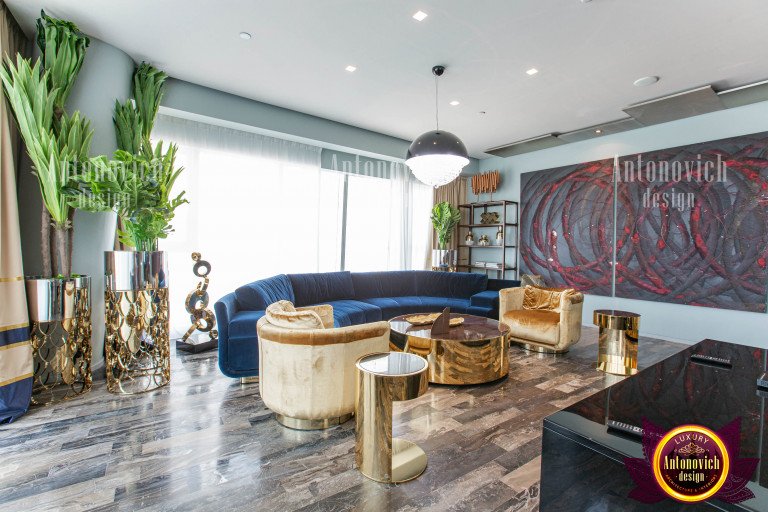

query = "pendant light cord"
(435, 74), (439, 131)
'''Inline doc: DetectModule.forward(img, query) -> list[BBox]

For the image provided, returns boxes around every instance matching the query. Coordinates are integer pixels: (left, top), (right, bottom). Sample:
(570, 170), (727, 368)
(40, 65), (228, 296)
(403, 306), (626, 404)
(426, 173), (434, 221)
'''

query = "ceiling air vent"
(558, 117), (644, 143)
(485, 133), (565, 158)
(623, 85), (724, 126)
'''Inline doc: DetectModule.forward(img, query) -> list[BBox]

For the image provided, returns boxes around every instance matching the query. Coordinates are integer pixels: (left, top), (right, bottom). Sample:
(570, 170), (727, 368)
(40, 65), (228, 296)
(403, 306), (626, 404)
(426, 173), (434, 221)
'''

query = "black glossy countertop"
(544, 339), (768, 511)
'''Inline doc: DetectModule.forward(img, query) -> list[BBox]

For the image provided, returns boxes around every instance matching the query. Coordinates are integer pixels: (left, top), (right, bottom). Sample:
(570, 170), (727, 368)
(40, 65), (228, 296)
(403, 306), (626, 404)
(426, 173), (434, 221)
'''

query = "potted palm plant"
(66, 62), (187, 394)
(1, 12), (94, 404)
(430, 201), (461, 268)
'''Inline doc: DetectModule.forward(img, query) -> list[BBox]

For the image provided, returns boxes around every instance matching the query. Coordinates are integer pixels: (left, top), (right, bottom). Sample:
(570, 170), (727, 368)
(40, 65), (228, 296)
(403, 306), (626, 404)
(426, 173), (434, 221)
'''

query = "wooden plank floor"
(0, 327), (685, 512)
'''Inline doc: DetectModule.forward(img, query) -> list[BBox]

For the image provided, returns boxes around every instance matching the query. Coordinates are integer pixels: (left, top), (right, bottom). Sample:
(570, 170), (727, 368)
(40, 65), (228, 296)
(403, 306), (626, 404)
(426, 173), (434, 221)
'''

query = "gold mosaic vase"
(104, 251), (170, 394)
(26, 275), (92, 405)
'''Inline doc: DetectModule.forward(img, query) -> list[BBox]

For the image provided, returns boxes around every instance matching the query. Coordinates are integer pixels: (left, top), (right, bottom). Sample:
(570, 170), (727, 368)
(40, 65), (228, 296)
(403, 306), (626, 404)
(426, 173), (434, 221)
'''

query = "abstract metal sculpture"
(176, 252), (219, 353)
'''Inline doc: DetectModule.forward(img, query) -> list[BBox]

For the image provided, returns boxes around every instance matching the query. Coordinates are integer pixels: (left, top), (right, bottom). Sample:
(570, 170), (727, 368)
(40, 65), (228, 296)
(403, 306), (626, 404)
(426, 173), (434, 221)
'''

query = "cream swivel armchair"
(499, 285), (584, 353)
(257, 300), (390, 430)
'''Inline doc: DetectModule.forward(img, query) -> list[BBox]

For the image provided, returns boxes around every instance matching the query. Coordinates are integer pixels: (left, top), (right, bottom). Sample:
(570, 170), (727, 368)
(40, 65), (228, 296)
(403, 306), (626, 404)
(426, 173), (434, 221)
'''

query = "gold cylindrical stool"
(104, 251), (170, 394)
(593, 309), (640, 376)
(355, 352), (429, 483)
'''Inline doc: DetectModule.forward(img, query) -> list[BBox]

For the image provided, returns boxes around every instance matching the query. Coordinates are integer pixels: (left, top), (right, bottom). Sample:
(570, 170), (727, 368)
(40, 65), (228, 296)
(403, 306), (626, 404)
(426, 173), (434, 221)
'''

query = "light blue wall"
(478, 101), (768, 348)
(161, 78), (479, 171)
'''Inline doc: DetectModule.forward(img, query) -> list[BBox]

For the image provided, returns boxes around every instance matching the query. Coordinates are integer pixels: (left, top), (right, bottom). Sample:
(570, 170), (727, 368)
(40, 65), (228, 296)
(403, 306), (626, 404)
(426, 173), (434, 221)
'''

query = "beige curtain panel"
(432, 177), (468, 253)
(0, 1), (32, 423)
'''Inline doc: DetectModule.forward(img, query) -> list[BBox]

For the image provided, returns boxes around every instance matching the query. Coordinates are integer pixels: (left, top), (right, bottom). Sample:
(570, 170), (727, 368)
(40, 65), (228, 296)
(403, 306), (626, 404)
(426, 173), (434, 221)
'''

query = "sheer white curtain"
(152, 114), (335, 336)
(342, 162), (431, 272)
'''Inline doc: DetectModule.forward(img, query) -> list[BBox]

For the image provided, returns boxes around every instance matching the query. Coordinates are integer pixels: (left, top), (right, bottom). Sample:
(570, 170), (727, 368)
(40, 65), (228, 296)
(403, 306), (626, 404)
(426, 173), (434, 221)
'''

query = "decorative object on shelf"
(478, 234), (490, 246)
(176, 252), (218, 354)
(465, 231), (474, 245)
(457, 200), (519, 279)
(495, 226), (504, 245)
(471, 170), (501, 199)
(104, 251), (170, 394)
(431, 266), (456, 272)
(26, 276), (92, 405)
(405, 66), (469, 187)
(480, 211), (500, 224)
(355, 352), (429, 483)
(431, 201), (461, 268)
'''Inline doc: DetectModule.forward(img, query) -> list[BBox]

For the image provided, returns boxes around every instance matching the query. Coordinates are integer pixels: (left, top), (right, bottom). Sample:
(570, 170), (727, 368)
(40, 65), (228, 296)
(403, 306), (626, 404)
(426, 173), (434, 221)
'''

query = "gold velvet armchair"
(499, 286), (584, 353)
(256, 301), (390, 430)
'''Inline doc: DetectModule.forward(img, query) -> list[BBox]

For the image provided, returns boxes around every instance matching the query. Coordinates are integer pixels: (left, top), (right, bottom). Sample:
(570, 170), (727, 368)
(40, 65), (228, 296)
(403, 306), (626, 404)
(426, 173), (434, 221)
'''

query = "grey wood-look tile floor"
(0, 327), (685, 512)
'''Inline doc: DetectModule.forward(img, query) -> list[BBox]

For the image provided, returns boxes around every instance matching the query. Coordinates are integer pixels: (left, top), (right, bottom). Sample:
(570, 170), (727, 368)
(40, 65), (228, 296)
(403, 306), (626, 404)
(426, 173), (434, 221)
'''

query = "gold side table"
(355, 352), (429, 483)
(593, 309), (640, 376)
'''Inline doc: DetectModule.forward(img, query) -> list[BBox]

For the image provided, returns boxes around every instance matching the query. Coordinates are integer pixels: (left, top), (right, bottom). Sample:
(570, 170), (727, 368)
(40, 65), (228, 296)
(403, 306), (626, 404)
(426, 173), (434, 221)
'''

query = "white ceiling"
(7, 0), (768, 158)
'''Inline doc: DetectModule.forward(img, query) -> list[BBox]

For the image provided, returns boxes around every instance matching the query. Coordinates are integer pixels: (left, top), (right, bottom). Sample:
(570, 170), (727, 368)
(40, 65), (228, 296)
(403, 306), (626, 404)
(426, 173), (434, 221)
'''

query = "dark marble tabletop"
(389, 313), (510, 342)
(545, 338), (768, 510)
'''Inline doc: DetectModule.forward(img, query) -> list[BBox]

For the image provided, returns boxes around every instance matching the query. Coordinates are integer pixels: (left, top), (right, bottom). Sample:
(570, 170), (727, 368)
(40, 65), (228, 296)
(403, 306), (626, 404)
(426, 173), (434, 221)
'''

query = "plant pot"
(104, 250), (170, 394)
(25, 275), (92, 405)
(431, 249), (457, 268)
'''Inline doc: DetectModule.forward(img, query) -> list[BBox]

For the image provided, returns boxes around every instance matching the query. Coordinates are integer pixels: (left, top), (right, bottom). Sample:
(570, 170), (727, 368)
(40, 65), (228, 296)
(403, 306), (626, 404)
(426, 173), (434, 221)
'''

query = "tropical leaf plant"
(430, 201), (462, 250)
(1, 11), (92, 277)
(36, 10), (90, 114)
(106, 61), (186, 251)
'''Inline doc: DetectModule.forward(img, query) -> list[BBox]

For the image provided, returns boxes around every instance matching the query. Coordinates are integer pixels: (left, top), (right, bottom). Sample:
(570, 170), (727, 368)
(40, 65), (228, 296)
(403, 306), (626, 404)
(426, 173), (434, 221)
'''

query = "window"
(154, 115), (432, 335)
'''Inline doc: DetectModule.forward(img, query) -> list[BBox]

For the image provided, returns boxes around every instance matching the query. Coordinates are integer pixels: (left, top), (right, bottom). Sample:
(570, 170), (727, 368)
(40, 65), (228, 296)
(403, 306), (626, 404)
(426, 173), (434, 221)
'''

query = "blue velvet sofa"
(214, 270), (519, 378)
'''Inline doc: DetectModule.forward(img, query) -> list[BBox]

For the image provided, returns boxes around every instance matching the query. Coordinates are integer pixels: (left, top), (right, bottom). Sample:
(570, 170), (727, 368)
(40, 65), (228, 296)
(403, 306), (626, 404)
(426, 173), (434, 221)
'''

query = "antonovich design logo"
(625, 418), (758, 504)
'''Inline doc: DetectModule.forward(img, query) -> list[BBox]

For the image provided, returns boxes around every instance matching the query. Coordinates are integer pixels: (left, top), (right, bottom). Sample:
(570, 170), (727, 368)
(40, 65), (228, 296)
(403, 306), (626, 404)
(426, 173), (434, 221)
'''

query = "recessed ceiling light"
(526, 68), (539, 76)
(633, 76), (660, 87)
(413, 10), (428, 21)
(345, 65), (357, 72)
(449, 100), (460, 106)
(595, 129), (603, 134)
(239, 32), (252, 40)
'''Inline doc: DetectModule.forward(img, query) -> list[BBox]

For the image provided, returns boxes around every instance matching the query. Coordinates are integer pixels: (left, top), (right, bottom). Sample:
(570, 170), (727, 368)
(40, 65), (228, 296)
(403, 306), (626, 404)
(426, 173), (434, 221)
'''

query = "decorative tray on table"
(404, 313), (465, 327)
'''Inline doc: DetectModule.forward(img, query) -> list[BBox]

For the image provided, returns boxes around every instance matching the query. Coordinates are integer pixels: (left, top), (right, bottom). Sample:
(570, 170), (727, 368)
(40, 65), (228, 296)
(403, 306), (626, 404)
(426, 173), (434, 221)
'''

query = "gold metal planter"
(104, 251), (170, 394)
(594, 309), (640, 376)
(355, 352), (429, 483)
(26, 276), (92, 405)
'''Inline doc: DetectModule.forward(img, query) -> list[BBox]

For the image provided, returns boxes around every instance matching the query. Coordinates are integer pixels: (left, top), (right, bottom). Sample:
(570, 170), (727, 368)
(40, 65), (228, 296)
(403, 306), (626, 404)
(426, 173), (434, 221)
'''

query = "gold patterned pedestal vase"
(104, 251), (170, 394)
(25, 276), (92, 405)
(593, 309), (640, 376)
(355, 352), (429, 483)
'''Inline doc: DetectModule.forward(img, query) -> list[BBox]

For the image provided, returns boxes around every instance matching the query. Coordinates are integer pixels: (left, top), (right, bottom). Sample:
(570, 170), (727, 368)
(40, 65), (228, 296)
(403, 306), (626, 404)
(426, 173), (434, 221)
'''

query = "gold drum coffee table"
(389, 313), (510, 385)
(593, 309), (640, 376)
(355, 352), (429, 483)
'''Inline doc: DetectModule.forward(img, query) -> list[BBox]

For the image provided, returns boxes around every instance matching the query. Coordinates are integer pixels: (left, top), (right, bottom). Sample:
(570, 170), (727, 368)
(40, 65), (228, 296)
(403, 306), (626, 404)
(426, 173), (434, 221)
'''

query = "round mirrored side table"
(355, 352), (429, 483)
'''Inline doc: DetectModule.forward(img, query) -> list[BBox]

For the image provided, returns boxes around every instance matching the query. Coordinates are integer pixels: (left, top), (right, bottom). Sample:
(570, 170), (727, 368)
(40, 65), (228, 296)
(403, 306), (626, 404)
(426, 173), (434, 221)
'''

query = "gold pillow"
(522, 285), (564, 311)
(265, 300), (324, 330)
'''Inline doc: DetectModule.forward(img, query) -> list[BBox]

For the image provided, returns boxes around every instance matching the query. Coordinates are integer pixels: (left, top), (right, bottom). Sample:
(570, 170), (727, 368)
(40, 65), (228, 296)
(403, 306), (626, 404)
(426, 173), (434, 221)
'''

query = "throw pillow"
(520, 274), (545, 288)
(265, 300), (324, 330)
(522, 285), (563, 311)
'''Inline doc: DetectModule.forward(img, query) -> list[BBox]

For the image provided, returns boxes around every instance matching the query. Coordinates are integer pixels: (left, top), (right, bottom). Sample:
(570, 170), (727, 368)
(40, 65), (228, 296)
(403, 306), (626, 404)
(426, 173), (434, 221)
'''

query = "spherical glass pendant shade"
(405, 130), (470, 187)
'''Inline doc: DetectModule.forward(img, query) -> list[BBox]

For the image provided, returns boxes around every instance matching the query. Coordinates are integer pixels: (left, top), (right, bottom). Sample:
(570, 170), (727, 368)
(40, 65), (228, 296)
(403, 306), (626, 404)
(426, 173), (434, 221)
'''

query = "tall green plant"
(66, 149), (187, 250)
(65, 59), (185, 252)
(1, 41), (93, 277)
(430, 201), (461, 250)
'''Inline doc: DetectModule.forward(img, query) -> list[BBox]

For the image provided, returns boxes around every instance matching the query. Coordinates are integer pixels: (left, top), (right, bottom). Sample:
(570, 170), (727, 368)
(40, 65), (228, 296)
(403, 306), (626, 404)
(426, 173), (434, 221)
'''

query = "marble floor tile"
(0, 326), (686, 511)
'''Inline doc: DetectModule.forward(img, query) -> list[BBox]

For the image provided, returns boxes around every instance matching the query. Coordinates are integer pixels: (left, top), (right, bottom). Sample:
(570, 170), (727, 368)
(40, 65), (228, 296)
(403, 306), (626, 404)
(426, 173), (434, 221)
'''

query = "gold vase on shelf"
(26, 275), (92, 405)
(104, 251), (170, 394)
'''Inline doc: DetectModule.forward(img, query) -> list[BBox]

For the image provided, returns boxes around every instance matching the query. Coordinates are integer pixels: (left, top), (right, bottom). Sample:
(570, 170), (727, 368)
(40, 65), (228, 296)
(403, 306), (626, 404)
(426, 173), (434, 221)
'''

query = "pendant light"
(406, 65), (469, 187)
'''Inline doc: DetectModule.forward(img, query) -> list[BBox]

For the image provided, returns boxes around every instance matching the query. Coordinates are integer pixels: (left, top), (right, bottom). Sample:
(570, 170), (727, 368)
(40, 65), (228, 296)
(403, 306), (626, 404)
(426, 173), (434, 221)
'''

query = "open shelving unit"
(456, 200), (519, 279)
